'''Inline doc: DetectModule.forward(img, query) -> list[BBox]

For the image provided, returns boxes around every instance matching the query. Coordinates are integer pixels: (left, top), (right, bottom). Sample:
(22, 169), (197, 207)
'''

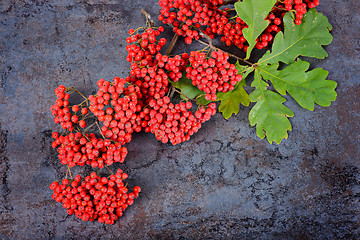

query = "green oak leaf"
(235, 0), (277, 59)
(169, 73), (204, 99)
(306, 68), (337, 107)
(249, 69), (294, 144)
(217, 84), (250, 119)
(258, 8), (333, 65)
(258, 60), (337, 110)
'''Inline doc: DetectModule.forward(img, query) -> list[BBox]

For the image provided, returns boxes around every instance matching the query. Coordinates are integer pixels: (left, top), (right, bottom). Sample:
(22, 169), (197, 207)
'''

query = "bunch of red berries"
(51, 132), (127, 168)
(50, 85), (88, 131)
(128, 52), (189, 102)
(159, 0), (227, 44)
(49, 170), (140, 224)
(123, 27), (220, 146)
(281, 0), (319, 25)
(139, 95), (217, 145)
(49, 21), (244, 224)
(158, 0), (320, 50)
(186, 50), (242, 101)
(89, 77), (144, 144)
(50, 84), (140, 224)
(126, 26), (167, 67)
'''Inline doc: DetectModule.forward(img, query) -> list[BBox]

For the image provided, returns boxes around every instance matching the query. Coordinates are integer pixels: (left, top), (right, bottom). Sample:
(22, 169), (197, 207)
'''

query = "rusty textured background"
(0, 0), (359, 239)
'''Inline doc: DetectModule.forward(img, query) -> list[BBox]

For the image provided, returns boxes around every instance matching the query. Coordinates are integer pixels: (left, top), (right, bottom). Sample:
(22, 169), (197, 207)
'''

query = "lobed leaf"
(305, 67), (337, 107)
(217, 85), (250, 119)
(258, 60), (337, 110)
(249, 69), (294, 144)
(235, 0), (277, 59)
(258, 9), (333, 65)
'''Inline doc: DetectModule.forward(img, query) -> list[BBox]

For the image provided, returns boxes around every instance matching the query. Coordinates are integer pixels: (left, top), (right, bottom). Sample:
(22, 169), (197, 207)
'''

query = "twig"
(66, 87), (88, 100)
(169, 85), (176, 99)
(65, 166), (69, 179)
(141, 9), (154, 27)
(81, 113), (95, 121)
(196, 37), (254, 67)
(166, 33), (179, 56)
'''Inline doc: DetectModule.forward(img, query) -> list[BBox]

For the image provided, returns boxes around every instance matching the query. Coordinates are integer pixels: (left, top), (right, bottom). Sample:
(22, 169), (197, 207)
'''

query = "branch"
(197, 33), (254, 66)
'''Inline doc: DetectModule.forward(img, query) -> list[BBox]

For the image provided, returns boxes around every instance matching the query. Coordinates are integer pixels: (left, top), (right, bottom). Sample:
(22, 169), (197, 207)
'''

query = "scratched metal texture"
(0, 0), (359, 239)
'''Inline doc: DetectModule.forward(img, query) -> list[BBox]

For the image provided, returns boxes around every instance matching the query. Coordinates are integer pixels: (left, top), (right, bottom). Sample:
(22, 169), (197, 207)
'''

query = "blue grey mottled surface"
(0, 0), (359, 239)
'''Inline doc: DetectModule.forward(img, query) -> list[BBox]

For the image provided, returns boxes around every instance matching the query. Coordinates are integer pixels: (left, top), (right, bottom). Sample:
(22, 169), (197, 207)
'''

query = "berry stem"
(273, 5), (286, 11)
(199, 44), (211, 53)
(65, 166), (68, 179)
(66, 87), (88, 100)
(105, 165), (114, 175)
(82, 122), (97, 133)
(95, 121), (106, 140)
(67, 165), (73, 180)
(81, 113), (95, 121)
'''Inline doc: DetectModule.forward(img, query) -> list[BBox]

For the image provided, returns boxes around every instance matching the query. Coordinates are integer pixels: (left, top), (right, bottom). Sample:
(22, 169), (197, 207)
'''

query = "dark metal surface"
(0, 0), (359, 239)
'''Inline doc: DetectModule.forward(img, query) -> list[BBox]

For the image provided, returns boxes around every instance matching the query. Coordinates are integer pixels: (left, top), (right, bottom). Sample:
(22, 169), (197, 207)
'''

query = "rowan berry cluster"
(50, 85), (88, 131)
(158, 0), (227, 44)
(126, 26), (167, 67)
(49, 170), (140, 224)
(139, 95), (216, 145)
(186, 50), (242, 101)
(89, 78), (144, 144)
(254, 0), (319, 48)
(51, 132), (127, 168)
(280, 0), (319, 25)
(158, 0), (320, 50)
(128, 52), (189, 102)
(49, 24), (232, 224)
